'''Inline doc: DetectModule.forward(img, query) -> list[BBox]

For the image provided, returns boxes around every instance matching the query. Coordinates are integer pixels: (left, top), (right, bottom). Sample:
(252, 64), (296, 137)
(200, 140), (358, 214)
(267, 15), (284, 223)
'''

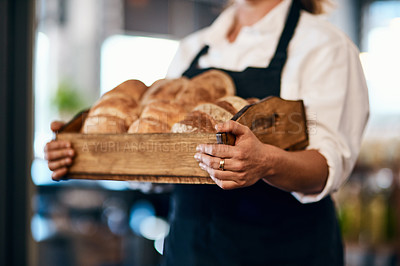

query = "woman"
(45, 0), (369, 264)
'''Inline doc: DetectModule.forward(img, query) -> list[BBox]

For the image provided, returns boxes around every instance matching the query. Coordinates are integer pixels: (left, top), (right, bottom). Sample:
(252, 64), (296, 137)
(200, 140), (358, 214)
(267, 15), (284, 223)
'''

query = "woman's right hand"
(44, 121), (75, 181)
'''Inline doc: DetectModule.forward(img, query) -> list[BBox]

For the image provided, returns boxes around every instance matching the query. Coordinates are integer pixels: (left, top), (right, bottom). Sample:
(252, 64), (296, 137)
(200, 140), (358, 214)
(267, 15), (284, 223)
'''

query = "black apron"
(163, 1), (343, 265)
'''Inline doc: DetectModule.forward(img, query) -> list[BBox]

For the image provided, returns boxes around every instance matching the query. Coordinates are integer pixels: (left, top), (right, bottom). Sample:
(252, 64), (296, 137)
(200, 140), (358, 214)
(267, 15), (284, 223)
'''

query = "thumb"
(50, 121), (65, 132)
(215, 120), (249, 136)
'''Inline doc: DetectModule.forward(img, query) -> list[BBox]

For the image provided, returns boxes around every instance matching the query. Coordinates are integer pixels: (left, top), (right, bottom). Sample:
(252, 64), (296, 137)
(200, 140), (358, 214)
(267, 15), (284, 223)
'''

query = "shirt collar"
(204, 0), (292, 46)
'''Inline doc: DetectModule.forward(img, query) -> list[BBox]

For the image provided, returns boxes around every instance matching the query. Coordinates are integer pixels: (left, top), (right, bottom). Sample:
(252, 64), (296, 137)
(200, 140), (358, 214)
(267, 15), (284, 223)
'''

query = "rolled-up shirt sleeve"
(291, 37), (369, 203)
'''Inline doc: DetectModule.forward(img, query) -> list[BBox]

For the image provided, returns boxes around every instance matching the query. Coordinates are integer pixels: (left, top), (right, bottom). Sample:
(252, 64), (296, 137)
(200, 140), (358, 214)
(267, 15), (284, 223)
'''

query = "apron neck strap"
(268, 0), (301, 69)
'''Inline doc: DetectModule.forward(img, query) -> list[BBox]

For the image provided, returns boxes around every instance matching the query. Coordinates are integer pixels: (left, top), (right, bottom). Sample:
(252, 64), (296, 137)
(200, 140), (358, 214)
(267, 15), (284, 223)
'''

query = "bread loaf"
(141, 78), (189, 105)
(81, 115), (126, 134)
(174, 84), (214, 110)
(102, 79), (147, 102)
(82, 80), (147, 133)
(215, 96), (249, 115)
(193, 103), (233, 123)
(190, 70), (235, 99)
(171, 103), (233, 133)
(175, 70), (235, 110)
(82, 70), (242, 134)
(171, 111), (218, 133)
(140, 100), (187, 128)
(88, 97), (140, 128)
(128, 117), (170, 133)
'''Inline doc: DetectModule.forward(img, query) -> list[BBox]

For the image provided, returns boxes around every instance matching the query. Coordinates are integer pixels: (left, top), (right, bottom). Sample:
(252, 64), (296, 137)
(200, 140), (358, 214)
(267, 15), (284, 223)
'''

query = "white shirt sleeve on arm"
(291, 37), (369, 204)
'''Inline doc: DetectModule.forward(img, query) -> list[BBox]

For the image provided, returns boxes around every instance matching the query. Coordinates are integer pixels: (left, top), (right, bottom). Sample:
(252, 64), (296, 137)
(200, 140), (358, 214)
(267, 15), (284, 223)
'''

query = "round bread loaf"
(81, 115), (126, 134)
(193, 103), (233, 123)
(215, 96), (249, 115)
(141, 77), (189, 105)
(128, 117), (170, 133)
(89, 97), (140, 128)
(140, 100), (187, 128)
(171, 103), (233, 133)
(102, 79), (147, 102)
(175, 70), (236, 110)
(171, 111), (218, 133)
(190, 69), (235, 99)
(174, 83), (214, 111)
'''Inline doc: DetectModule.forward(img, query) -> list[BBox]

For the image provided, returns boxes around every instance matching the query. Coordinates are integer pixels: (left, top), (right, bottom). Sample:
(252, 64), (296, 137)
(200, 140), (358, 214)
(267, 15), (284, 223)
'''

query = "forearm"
(263, 146), (328, 195)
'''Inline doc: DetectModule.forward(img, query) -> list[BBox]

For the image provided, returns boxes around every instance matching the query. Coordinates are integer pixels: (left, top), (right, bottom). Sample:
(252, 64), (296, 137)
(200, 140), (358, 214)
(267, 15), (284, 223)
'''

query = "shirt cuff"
(290, 142), (342, 204)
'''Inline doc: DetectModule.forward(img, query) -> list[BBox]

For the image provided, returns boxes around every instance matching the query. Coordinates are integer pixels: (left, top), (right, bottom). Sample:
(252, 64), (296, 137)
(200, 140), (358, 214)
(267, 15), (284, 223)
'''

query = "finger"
(215, 120), (250, 136)
(51, 121), (65, 132)
(44, 141), (71, 152)
(196, 144), (235, 158)
(45, 148), (75, 161)
(198, 162), (237, 181)
(52, 167), (68, 181)
(194, 153), (242, 172)
(48, 157), (73, 171)
(210, 176), (239, 190)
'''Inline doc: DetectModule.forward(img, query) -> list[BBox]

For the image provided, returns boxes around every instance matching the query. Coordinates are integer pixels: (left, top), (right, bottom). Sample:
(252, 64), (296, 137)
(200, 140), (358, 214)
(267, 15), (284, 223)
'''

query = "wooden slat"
(65, 174), (215, 184)
(57, 132), (218, 182)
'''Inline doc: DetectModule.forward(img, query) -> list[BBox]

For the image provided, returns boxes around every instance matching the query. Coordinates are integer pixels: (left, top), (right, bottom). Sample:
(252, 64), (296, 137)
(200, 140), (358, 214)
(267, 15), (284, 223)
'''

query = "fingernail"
(68, 150), (74, 156)
(194, 153), (200, 160)
(199, 162), (205, 170)
(215, 124), (219, 130)
(196, 146), (201, 152)
(51, 173), (59, 182)
(65, 143), (71, 148)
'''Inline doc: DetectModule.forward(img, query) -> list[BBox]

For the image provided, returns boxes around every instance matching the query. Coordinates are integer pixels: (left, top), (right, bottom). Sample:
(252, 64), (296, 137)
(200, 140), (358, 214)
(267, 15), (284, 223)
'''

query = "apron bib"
(163, 1), (343, 265)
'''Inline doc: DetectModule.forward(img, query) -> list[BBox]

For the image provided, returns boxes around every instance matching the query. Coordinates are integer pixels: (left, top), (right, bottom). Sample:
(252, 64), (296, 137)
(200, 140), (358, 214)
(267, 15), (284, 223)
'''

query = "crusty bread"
(193, 103), (233, 123)
(140, 100), (187, 128)
(81, 115), (126, 134)
(84, 80), (145, 133)
(171, 111), (218, 133)
(81, 71), (242, 134)
(141, 78), (189, 105)
(89, 97), (140, 128)
(174, 83), (214, 110)
(215, 96), (249, 115)
(190, 69), (235, 99)
(128, 117), (170, 133)
(102, 79), (147, 102)
(171, 103), (233, 133)
(175, 70), (235, 110)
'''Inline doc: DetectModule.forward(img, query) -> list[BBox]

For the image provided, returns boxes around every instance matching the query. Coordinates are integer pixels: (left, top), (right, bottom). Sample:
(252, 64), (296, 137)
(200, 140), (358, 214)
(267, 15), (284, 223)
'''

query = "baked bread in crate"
(57, 70), (308, 183)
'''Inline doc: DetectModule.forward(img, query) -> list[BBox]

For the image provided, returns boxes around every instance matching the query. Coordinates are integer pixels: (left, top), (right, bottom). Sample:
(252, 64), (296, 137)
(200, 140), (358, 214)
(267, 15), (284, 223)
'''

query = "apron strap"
(268, 0), (301, 69)
(187, 45), (209, 70)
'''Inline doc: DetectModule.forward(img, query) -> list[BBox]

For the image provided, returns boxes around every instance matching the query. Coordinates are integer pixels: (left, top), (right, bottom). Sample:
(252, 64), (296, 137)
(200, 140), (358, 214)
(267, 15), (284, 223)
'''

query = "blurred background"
(1, 0), (400, 265)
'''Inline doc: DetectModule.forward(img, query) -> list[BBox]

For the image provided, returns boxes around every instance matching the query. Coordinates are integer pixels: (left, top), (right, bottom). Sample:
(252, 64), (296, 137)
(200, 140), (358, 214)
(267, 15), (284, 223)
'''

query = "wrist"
(262, 144), (284, 179)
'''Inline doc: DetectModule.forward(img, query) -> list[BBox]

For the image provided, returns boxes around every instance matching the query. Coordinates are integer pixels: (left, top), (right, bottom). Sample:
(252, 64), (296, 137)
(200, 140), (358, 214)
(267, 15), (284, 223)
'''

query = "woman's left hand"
(194, 120), (281, 190)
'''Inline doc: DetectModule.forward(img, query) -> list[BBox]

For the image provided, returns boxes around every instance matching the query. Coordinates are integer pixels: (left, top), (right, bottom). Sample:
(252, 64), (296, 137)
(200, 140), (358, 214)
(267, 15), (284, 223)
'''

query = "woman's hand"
(194, 120), (281, 190)
(44, 121), (75, 181)
(195, 120), (329, 194)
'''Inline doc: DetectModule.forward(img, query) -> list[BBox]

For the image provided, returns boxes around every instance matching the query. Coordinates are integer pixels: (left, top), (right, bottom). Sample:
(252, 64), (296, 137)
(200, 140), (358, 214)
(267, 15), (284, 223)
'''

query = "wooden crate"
(56, 96), (308, 184)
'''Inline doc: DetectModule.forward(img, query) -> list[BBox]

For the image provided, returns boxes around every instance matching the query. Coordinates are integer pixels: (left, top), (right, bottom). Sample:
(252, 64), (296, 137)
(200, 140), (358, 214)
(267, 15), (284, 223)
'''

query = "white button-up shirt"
(166, 0), (369, 203)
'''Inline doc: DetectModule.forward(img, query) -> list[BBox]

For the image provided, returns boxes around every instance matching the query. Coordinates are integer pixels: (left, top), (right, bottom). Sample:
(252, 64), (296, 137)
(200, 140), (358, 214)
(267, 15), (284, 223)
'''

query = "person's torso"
(163, 1), (344, 265)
